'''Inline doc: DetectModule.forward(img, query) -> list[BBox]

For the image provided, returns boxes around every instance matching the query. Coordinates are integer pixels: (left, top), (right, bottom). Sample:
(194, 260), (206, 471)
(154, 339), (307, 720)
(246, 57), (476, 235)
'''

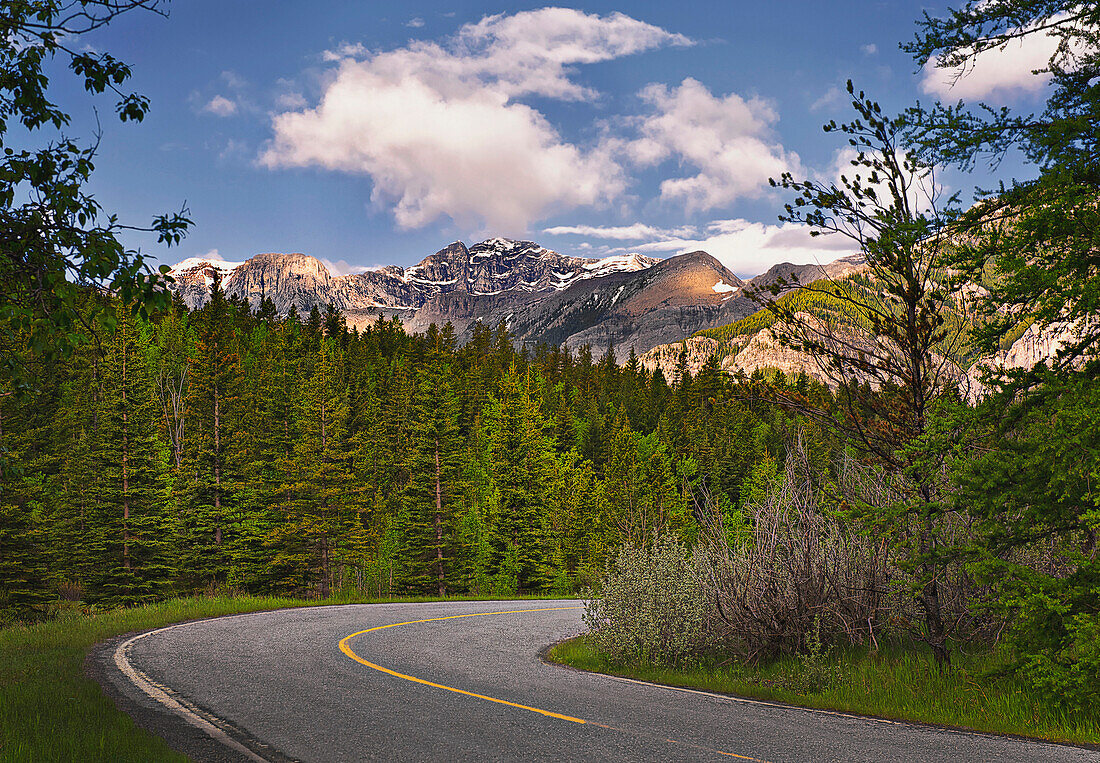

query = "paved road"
(91, 600), (1098, 762)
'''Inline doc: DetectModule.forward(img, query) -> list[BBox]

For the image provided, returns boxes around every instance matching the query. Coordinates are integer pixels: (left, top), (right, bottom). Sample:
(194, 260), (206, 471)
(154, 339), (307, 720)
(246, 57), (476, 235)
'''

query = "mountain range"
(171, 238), (863, 361)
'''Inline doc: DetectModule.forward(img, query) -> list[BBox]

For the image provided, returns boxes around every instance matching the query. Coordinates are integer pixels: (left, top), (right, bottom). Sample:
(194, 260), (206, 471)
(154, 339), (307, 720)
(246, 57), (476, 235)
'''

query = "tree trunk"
(435, 438), (445, 597)
(320, 535), (331, 598)
(122, 344), (131, 572)
(213, 383), (222, 548)
(920, 507), (949, 667)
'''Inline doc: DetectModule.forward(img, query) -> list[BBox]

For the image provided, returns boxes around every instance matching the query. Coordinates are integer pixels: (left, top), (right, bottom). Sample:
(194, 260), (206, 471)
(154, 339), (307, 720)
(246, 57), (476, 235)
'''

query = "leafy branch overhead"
(0, 0), (191, 393)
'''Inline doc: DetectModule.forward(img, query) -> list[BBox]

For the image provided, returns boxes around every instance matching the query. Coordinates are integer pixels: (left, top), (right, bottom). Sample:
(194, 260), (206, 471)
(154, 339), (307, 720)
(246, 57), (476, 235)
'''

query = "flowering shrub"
(583, 535), (713, 667)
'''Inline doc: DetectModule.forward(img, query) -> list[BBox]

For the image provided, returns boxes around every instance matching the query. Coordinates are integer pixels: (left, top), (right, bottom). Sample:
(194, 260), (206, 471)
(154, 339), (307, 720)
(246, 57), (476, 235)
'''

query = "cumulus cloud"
(220, 70), (248, 90)
(611, 219), (857, 275)
(919, 16), (1070, 101)
(406, 17), (425, 28)
(627, 78), (800, 213)
(861, 43), (878, 56)
(203, 95), (238, 117)
(264, 8), (690, 232)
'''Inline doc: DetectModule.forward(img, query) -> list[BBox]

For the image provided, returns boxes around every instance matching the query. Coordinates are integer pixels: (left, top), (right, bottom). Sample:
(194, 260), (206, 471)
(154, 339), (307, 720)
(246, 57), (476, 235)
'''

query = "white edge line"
(590, 671), (1076, 745)
(113, 620), (270, 763)
(594, 671), (910, 726)
(108, 602), (572, 762)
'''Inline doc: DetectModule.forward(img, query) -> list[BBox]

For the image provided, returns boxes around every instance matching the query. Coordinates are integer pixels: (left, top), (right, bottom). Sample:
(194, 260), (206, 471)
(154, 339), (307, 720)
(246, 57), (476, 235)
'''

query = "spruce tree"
(0, 382), (58, 620)
(487, 370), (553, 593)
(85, 306), (175, 606)
(402, 361), (463, 594)
(269, 339), (355, 596)
(178, 276), (244, 590)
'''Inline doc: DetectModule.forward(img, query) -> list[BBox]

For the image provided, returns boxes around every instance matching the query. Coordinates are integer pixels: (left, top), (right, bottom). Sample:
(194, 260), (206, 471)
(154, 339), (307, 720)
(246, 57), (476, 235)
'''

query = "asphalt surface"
(90, 600), (1100, 762)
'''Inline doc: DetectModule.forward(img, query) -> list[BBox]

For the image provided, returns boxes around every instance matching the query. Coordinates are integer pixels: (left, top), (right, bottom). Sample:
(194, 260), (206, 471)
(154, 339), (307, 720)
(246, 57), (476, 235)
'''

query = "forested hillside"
(0, 278), (833, 614)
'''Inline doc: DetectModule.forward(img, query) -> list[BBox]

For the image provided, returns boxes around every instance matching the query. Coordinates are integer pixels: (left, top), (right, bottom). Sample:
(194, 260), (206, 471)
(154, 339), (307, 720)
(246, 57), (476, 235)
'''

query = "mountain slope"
(169, 240), (874, 364)
(168, 239), (659, 315)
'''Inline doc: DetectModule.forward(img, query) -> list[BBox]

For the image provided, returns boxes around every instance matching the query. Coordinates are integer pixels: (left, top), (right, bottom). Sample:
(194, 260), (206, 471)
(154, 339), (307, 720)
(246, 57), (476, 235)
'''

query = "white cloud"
(322, 42), (369, 62)
(919, 17), (1068, 101)
(218, 138), (249, 161)
(610, 219), (857, 275)
(628, 78), (800, 213)
(220, 70), (248, 90)
(203, 95), (238, 117)
(275, 91), (307, 109)
(406, 17), (425, 28)
(322, 258), (374, 275)
(542, 223), (696, 240)
(810, 84), (844, 112)
(861, 43), (878, 56)
(265, 9), (690, 232)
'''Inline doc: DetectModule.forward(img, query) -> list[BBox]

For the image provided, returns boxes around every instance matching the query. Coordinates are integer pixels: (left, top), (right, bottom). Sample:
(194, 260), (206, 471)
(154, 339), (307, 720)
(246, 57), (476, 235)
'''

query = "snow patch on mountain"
(168, 238), (662, 313)
(172, 256), (244, 272)
(583, 253), (652, 275)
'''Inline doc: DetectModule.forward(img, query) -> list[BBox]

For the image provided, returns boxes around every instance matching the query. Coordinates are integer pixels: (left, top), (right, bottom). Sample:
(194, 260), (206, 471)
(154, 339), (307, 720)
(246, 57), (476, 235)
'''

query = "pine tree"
(0, 381), (58, 620)
(178, 276), (244, 590)
(52, 332), (106, 592)
(85, 306), (176, 606)
(487, 370), (553, 593)
(269, 338), (354, 596)
(237, 321), (298, 591)
(402, 361), (463, 594)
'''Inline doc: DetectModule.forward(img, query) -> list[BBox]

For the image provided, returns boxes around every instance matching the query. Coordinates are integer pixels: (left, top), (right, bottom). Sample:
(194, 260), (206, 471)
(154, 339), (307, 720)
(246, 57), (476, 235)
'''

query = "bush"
(583, 535), (713, 667)
(1010, 583), (1100, 714)
(702, 439), (891, 660)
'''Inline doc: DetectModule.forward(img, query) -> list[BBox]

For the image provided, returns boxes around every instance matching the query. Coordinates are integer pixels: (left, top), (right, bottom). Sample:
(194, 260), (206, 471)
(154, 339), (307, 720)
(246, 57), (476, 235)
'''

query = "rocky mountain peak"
(167, 237), (661, 313)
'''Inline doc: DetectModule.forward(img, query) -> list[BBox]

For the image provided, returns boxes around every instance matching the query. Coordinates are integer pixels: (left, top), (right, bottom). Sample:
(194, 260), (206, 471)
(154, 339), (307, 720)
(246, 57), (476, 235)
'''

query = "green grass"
(0, 592), (573, 762)
(547, 635), (1100, 747)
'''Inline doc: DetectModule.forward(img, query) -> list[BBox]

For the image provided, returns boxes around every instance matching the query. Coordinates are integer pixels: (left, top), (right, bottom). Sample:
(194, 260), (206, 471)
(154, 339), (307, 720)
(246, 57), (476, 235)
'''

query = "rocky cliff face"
(400, 250), (758, 361)
(637, 256), (871, 380)
(169, 238), (660, 316)
(508, 251), (755, 361)
(169, 239), (875, 368)
(638, 319), (834, 384)
(168, 256), (246, 311)
(228, 253), (336, 314)
(965, 318), (1089, 398)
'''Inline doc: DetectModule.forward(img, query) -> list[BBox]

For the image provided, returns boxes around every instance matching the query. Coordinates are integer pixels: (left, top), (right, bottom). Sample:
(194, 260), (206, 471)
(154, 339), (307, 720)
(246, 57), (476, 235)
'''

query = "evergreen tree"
(269, 339), (355, 596)
(178, 276), (244, 590)
(85, 307), (175, 606)
(402, 362), (463, 594)
(767, 82), (970, 665)
(905, 0), (1100, 698)
(487, 371), (553, 593)
(0, 381), (58, 620)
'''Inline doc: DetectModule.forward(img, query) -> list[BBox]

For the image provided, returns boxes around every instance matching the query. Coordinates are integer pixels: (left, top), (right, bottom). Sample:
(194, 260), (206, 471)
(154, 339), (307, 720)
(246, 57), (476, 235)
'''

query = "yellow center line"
(338, 606), (587, 723)
(338, 605), (771, 762)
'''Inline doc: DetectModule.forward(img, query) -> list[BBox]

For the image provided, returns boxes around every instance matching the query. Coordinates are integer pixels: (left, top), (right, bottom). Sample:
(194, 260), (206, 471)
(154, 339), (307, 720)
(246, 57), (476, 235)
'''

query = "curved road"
(91, 600), (1097, 762)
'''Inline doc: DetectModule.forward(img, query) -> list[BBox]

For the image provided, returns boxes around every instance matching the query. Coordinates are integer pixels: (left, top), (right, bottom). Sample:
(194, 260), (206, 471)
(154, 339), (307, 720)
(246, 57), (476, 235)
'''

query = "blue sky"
(54, 1), (1054, 277)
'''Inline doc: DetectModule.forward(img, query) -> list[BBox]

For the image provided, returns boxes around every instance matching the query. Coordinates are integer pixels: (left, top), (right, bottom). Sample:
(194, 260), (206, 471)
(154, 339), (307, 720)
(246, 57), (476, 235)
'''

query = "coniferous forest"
(0, 280), (822, 609)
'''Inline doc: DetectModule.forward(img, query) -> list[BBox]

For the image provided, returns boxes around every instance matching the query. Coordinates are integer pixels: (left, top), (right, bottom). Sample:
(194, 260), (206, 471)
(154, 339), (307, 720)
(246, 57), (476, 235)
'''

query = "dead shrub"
(700, 435), (891, 661)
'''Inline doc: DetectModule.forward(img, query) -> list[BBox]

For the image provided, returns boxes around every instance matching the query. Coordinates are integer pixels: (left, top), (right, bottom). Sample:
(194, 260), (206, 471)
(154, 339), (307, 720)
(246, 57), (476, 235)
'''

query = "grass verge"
(547, 634), (1100, 747)
(0, 593), (571, 762)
